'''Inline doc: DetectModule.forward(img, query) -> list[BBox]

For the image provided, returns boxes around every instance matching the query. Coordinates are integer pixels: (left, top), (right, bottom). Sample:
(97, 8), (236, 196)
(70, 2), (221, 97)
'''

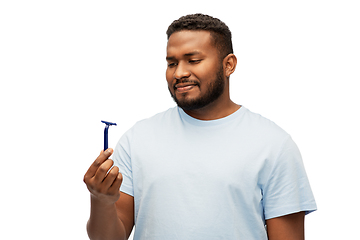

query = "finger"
(108, 172), (123, 195)
(93, 159), (114, 183)
(102, 166), (120, 190)
(84, 148), (113, 180)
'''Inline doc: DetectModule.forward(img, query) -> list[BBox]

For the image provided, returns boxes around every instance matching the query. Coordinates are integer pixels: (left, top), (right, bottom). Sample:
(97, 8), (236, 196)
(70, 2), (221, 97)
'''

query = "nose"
(174, 62), (191, 80)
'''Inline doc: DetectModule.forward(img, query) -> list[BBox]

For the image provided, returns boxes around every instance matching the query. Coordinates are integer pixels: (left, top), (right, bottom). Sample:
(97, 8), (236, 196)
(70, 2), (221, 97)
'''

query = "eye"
(189, 59), (202, 64)
(167, 62), (177, 68)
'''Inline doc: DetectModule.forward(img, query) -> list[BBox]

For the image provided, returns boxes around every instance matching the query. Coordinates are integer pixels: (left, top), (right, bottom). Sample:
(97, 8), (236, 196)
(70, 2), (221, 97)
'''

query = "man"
(84, 14), (317, 240)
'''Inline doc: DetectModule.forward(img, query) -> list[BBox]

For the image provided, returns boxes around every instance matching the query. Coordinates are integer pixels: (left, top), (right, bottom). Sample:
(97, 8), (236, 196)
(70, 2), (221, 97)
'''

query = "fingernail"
(106, 148), (113, 154)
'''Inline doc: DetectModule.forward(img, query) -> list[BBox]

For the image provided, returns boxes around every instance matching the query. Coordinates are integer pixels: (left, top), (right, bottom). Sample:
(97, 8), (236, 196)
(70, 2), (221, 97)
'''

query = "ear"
(223, 54), (237, 78)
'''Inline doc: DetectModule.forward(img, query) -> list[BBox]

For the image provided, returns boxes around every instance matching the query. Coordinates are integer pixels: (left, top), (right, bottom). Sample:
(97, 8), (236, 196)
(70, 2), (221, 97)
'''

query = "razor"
(101, 120), (117, 151)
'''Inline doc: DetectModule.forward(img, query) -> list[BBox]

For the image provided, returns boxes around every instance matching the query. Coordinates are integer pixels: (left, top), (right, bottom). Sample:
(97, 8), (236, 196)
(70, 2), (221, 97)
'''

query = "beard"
(169, 65), (225, 111)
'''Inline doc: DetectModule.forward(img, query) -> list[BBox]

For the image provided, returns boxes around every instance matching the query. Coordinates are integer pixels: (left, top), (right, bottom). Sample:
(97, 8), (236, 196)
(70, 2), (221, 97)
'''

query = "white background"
(1, 1), (359, 239)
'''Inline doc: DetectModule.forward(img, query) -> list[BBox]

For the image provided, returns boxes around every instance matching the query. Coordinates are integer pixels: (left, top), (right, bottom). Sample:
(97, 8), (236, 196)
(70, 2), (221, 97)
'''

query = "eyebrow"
(184, 51), (201, 57)
(166, 51), (202, 61)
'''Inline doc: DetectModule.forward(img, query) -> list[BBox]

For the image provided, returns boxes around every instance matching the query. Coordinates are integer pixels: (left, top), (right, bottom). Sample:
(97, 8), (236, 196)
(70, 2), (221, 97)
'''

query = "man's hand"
(84, 149), (134, 240)
(83, 148), (123, 205)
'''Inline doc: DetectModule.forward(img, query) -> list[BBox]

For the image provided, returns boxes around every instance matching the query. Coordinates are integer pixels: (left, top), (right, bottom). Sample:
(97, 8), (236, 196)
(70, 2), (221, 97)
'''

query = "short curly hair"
(166, 13), (233, 59)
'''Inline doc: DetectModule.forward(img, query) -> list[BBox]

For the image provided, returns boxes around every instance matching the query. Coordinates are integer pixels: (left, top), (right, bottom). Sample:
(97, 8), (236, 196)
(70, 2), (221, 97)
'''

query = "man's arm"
(266, 211), (305, 240)
(84, 149), (135, 240)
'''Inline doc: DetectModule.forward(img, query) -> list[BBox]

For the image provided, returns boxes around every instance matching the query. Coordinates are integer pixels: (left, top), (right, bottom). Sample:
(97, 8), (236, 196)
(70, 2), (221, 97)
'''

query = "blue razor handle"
(101, 121), (117, 151)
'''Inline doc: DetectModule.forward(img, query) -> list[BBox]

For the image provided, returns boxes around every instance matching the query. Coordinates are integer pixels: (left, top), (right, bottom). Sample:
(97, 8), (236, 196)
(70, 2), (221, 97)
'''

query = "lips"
(174, 82), (199, 93)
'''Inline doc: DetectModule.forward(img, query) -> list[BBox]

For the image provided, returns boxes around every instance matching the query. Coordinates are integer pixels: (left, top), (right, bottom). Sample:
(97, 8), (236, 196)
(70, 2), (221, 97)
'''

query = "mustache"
(173, 79), (200, 88)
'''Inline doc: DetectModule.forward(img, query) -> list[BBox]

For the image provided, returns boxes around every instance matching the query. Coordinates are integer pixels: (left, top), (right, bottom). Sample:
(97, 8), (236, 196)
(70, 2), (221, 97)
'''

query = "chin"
(175, 97), (213, 111)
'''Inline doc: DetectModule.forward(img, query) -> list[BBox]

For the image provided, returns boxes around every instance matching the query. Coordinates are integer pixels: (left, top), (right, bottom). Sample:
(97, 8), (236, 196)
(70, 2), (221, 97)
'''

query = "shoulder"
(241, 107), (290, 142)
(114, 107), (178, 153)
(137, 106), (178, 123)
(132, 107), (179, 130)
(120, 107), (179, 140)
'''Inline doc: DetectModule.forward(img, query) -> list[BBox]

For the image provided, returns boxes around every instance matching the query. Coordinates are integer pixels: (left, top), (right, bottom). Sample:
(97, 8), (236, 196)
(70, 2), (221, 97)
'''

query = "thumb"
(104, 148), (113, 157)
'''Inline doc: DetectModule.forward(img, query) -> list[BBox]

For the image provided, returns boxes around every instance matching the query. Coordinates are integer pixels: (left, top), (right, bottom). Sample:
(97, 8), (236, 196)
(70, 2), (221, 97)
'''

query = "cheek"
(195, 60), (219, 79)
(166, 69), (174, 87)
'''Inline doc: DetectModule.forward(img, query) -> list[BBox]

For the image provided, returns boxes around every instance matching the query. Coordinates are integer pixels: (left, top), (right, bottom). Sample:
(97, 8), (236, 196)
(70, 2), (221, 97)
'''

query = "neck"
(183, 99), (240, 120)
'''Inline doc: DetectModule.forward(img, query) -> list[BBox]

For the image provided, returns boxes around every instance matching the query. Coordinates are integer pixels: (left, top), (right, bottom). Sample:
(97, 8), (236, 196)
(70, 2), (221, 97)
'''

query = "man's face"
(166, 30), (225, 111)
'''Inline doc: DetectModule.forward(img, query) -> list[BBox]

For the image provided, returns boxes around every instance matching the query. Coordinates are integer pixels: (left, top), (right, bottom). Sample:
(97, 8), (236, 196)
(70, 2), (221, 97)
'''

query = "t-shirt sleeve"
(262, 136), (317, 220)
(112, 133), (134, 197)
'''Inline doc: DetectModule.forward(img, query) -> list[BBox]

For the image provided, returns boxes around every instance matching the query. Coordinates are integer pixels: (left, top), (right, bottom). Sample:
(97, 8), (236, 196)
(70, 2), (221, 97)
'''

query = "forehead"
(166, 30), (217, 57)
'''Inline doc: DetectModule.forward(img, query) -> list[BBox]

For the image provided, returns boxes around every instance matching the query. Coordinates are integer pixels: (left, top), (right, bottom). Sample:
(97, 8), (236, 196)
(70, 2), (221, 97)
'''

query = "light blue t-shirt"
(113, 106), (317, 240)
